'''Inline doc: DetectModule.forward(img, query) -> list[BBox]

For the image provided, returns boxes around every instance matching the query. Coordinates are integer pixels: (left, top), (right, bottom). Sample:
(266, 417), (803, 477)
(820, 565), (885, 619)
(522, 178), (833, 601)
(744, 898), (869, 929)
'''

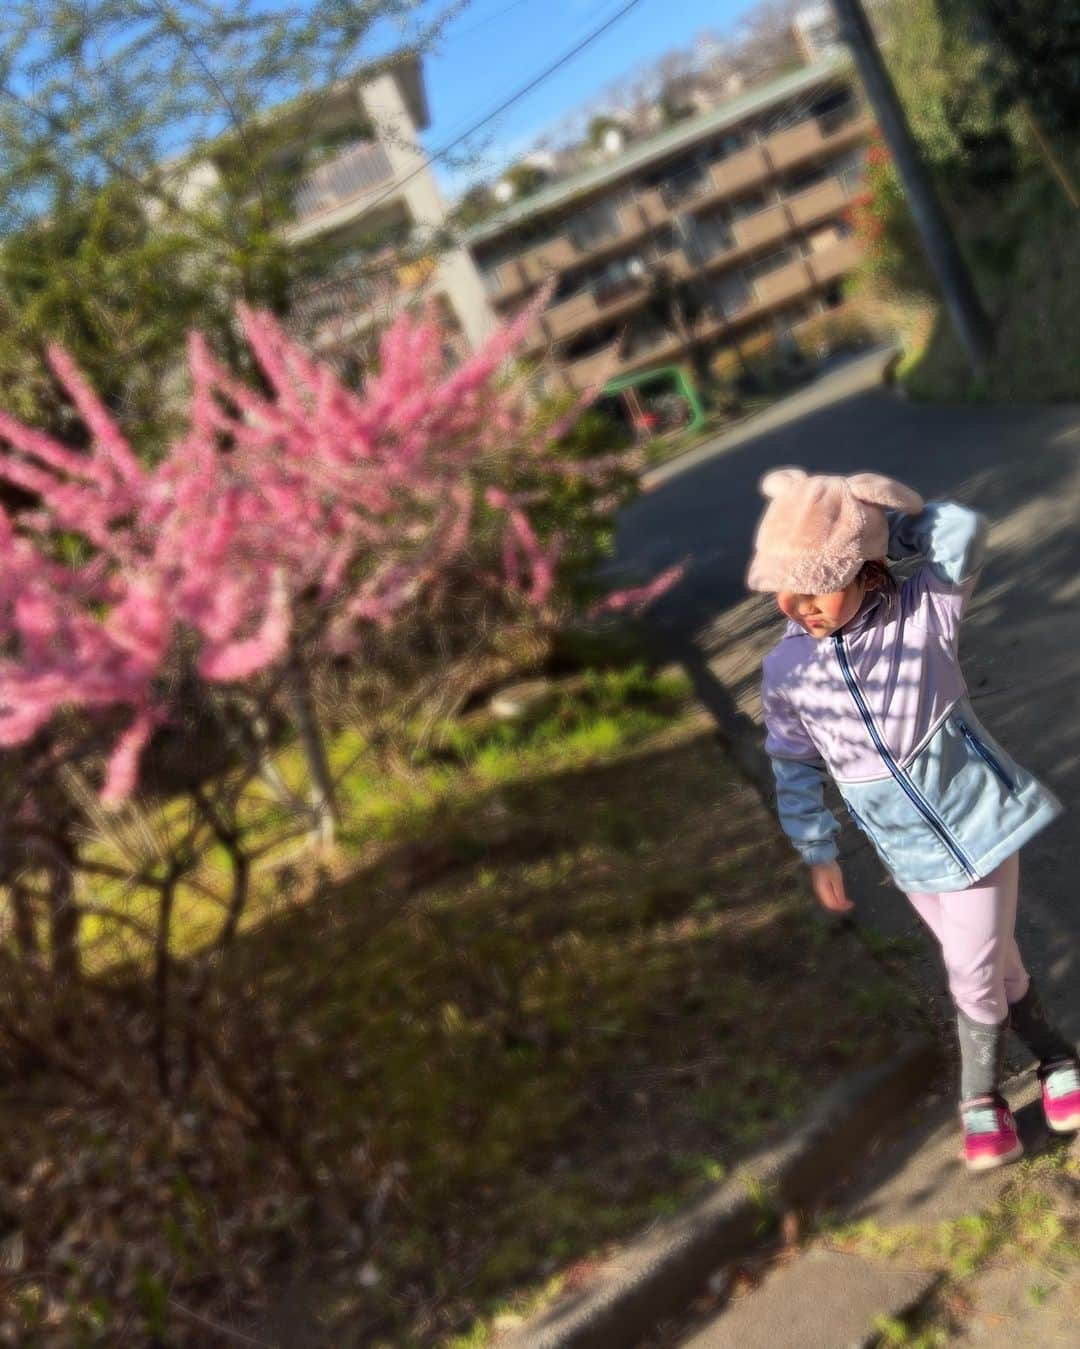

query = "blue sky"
(371, 0), (760, 194)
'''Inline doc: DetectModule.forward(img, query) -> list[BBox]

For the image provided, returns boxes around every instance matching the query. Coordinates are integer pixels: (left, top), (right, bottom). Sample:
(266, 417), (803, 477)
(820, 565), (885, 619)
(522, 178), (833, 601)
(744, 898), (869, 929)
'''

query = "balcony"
(634, 188), (673, 229)
(544, 291), (598, 341)
(708, 144), (770, 197)
(485, 257), (530, 302)
(731, 202), (789, 251)
(669, 146), (770, 218)
(494, 197), (672, 301)
(290, 267), (403, 342)
(517, 235), (580, 285)
(293, 142), (396, 222)
(807, 234), (863, 284)
(566, 342), (625, 390)
(767, 108), (872, 171)
(788, 174), (856, 228)
(752, 256), (813, 307)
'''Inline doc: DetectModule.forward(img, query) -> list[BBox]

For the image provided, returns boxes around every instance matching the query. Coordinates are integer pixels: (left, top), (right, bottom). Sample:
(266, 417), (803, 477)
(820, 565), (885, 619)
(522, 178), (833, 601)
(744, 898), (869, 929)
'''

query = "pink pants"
(905, 852), (1031, 1025)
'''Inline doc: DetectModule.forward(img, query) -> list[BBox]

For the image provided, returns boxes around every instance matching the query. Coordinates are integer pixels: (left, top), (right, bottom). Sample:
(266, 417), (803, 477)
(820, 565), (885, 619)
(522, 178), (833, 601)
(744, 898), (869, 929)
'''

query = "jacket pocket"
(956, 719), (1015, 793)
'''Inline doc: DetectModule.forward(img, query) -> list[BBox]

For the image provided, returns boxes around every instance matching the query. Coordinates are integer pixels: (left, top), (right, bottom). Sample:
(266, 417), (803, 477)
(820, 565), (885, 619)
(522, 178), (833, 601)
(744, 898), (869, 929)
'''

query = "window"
(784, 164), (830, 196)
(813, 89), (857, 136)
(625, 319), (668, 358)
(564, 324), (619, 361)
(773, 304), (811, 332)
(717, 130), (747, 159)
(710, 274), (752, 319)
(659, 164), (711, 208)
(744, 247), (797, 283)
(811, 88), (854, 118)
(567, 200), (621, 251)
(729, 191), (769, 222)
(704, 130), (746, 164)
(482, 266), (506, 297)
(553, 268), (591, 303)
(641, 152), (699, 189)
(832, 149), (866, 194)
(653, 224), (679, 255)
(591, 256), (645, 305)
(694, 211), (735, 259)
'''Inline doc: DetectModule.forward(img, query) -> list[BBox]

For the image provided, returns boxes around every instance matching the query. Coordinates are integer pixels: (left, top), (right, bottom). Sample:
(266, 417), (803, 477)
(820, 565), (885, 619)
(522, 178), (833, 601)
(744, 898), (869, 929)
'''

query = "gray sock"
(1009, 981), (1076, 1068)
(957, 1011), (1009, 1103)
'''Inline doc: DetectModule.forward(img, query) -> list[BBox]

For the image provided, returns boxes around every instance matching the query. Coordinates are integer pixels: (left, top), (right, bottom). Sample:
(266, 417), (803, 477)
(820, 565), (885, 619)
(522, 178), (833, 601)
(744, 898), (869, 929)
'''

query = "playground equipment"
(602, 364), (708, 437)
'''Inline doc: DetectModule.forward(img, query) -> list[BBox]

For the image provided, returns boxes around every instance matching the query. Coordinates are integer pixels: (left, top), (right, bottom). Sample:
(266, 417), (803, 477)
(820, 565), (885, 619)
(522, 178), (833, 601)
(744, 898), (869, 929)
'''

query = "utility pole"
(829, 0), (996, 377)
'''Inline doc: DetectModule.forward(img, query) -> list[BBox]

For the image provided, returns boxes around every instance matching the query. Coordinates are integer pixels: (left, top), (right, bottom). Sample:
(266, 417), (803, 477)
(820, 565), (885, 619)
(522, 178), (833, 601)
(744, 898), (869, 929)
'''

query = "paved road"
(615, 351), (1080, 1038)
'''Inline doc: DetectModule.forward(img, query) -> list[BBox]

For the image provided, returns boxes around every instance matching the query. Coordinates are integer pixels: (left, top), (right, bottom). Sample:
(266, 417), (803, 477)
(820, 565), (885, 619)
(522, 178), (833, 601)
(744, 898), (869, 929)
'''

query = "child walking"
(747, 468), (1080, 1171)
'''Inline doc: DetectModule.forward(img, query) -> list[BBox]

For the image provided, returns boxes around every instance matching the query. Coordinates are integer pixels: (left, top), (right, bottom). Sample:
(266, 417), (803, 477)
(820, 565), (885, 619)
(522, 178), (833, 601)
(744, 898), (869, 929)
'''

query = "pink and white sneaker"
(1040, 1059), (1080, 1134)
(961, 1095), (1023, 1172)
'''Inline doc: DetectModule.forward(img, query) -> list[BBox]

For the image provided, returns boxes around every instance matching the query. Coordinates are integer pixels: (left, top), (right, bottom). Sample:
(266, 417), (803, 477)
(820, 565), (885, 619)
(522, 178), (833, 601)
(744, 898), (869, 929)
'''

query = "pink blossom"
(101, 709), (156, 804)
(589, 564), (686, 617)
(0, 291), (640, 798)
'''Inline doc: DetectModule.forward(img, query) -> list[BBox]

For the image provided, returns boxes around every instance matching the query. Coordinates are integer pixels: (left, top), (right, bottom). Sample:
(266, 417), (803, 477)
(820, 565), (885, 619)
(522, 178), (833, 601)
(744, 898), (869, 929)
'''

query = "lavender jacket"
(762, 503), (1061, 893)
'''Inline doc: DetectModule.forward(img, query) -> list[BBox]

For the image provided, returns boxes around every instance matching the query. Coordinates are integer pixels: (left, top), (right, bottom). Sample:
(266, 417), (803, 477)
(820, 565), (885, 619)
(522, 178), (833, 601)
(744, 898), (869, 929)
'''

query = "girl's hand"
(810, 861), (854, 913)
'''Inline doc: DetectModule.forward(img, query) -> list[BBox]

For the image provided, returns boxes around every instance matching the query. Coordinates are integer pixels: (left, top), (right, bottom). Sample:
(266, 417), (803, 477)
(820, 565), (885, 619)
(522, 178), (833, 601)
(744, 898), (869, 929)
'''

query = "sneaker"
(1040, 1058), (1080, 1134)
(961, 1095), (1023, 1172)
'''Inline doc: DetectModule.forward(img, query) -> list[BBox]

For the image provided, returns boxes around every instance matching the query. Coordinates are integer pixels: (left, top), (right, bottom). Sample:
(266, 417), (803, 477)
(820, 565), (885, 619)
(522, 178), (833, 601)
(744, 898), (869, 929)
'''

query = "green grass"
(74, 663), (690, 971)
(829, 1147), (1080, 1281)
(227, 717), (918, 1345)
(8, 664), (924, 1346)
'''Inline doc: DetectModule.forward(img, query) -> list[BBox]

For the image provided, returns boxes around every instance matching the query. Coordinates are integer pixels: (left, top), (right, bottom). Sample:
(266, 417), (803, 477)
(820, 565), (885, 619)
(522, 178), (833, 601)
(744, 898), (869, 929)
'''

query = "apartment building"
(285, 53), (496, 358)
(464, 58), (874, 394)
(173, 52), (493, 360)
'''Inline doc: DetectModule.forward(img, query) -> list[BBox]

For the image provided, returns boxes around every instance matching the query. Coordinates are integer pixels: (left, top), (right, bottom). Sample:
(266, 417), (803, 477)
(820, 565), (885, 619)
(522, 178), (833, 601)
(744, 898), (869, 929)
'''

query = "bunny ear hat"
(746, 467), (924, 595)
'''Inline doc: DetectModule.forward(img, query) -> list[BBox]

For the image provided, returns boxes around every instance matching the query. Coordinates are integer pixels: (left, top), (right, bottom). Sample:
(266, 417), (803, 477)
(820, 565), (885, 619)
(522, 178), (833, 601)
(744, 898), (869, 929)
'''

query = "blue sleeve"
(770, 756), (840, 867)
(888, 502), (988, 639)
(886, 502), (988, 586)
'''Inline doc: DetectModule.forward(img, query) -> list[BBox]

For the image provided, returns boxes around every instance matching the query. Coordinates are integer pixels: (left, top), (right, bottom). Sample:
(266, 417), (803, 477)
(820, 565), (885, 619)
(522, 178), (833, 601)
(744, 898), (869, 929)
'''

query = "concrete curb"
(504, 1037), (941, 1349)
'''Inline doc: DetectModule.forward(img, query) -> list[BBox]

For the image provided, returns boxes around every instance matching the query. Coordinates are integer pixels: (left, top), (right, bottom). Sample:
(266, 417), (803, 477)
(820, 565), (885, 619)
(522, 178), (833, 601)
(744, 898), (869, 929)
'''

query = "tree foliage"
(879, 0), (1018, 187)
(953, 0), (1080, 137)
(0, 2), (458, 447)
(0, 182), (225, 440)
(0, 290), (667, 963)
(0, 1), (444, 231)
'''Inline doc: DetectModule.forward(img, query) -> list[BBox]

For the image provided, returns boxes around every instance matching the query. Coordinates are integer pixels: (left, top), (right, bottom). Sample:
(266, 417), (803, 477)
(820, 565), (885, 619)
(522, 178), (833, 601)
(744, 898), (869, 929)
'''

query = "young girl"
(748, 467), (1080, 1171)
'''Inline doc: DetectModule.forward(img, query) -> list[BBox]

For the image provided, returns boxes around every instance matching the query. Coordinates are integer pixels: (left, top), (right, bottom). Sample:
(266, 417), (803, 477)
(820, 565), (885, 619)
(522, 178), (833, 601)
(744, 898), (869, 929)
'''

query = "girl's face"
(777, 575), (866, 639)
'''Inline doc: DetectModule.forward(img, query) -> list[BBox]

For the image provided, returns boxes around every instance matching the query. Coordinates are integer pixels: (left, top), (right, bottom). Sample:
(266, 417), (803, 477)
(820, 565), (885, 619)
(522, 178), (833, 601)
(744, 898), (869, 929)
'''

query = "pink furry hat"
(746, 467), (924, 594)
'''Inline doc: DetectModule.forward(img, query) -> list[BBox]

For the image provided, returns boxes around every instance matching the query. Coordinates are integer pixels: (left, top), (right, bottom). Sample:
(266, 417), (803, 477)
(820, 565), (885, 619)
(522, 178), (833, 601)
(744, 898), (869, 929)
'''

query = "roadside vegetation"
(847, 0), (1080, 402)
(829, 1145), (1080, 1345)
(1, 664), (925, 1345)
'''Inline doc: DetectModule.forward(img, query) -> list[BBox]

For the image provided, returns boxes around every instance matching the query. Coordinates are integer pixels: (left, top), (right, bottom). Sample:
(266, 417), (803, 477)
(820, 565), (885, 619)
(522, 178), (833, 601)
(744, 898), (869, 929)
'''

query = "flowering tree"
(0, 303), (683, 1341)
(0, 299), (675, 1001)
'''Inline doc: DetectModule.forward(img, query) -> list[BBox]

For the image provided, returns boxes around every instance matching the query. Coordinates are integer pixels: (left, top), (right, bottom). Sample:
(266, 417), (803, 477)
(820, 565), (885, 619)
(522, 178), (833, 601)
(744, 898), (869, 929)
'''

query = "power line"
(362, 0), (650, 213)
(452, 0), (536, 41)
(434, 0), (614, 146)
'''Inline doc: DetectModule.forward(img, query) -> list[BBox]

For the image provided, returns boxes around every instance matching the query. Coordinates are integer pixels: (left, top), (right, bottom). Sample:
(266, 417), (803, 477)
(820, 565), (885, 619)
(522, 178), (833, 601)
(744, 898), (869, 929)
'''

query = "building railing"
(293, 141), (396, 220)
(290, 265), (400, 332)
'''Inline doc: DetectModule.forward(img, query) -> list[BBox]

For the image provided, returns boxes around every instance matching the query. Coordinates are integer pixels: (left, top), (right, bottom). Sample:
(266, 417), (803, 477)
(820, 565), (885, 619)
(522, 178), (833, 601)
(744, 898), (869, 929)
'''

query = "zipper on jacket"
(957, 719), (1016, 792)
(833, 634), (979, 881)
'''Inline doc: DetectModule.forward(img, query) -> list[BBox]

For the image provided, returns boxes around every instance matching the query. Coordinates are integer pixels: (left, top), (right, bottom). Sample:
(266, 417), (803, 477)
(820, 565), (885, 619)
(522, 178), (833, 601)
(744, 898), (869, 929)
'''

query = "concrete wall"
(359, 72), (497, 350)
